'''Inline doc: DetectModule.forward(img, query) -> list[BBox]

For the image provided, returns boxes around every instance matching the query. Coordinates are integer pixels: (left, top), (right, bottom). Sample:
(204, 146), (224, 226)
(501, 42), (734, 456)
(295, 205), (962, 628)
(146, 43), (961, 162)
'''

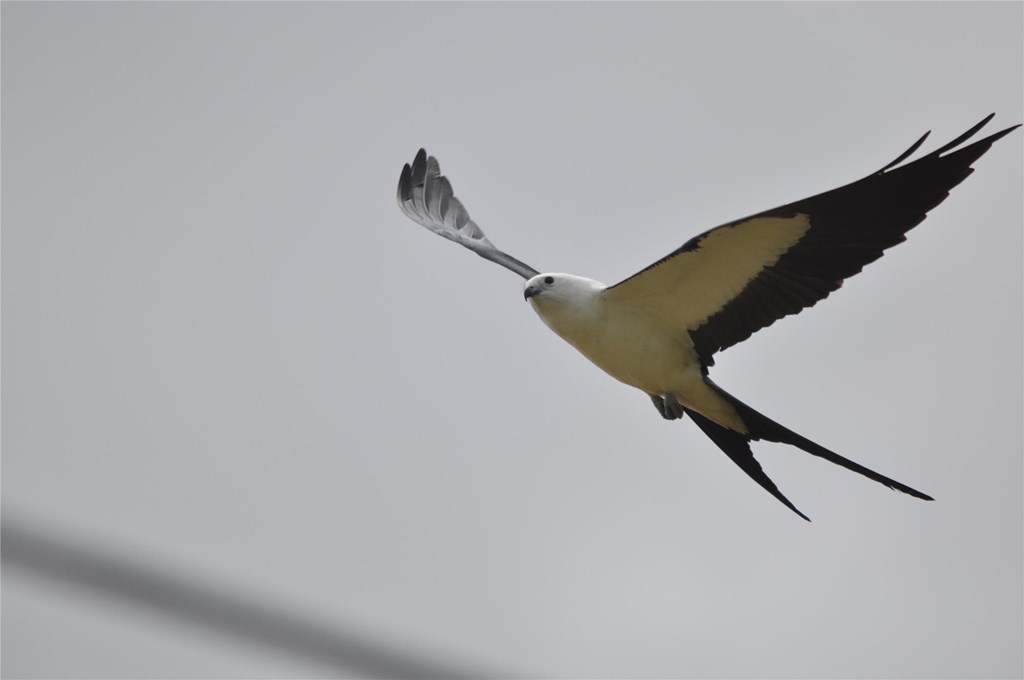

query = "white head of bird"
(522, 272), (607, 338)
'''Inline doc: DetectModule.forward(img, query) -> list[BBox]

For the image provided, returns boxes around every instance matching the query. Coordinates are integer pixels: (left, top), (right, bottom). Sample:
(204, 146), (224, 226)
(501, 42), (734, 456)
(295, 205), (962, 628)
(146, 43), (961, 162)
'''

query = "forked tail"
(686, 378), (933, 520)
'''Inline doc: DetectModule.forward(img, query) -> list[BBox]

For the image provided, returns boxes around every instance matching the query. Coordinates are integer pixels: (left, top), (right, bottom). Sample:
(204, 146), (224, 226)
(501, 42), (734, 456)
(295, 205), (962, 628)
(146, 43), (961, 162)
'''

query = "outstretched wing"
(604, 115), (1020, 368)
(397, 149), (540, 280)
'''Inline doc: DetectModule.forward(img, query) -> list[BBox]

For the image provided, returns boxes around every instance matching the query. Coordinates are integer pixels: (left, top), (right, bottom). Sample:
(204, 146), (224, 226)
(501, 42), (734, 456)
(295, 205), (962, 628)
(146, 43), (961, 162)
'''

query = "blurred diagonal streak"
(2, 518), (508, 678)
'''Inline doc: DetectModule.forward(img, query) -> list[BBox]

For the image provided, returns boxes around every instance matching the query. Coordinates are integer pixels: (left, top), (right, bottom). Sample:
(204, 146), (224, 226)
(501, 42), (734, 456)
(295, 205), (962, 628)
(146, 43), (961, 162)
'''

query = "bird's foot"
(650, 394), (686, 420)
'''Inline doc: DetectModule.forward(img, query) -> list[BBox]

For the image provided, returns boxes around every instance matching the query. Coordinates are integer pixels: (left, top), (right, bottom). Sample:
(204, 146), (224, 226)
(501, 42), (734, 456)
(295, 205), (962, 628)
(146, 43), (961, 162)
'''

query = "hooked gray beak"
(523, 286), (540, 300)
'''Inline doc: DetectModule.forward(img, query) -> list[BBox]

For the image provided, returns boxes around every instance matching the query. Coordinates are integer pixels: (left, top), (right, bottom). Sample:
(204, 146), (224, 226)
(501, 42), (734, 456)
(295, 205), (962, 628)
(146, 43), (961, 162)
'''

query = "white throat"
(526, 273), (606, 342)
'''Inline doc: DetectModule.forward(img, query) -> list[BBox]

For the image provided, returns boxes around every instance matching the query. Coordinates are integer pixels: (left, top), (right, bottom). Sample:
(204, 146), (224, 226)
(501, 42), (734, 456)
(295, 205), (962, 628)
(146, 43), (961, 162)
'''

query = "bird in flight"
(396, 115), (1019, 520)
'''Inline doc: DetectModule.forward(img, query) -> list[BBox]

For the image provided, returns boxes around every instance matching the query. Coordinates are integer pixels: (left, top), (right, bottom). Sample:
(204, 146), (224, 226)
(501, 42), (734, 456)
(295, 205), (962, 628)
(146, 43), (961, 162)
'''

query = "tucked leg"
(649, 393), (686, 420)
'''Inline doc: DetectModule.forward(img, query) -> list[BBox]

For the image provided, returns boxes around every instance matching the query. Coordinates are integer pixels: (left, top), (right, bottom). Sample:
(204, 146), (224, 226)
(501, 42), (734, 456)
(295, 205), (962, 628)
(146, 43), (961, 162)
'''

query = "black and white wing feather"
(397, 149), (540, 280)
(604, 114), (1020, 368)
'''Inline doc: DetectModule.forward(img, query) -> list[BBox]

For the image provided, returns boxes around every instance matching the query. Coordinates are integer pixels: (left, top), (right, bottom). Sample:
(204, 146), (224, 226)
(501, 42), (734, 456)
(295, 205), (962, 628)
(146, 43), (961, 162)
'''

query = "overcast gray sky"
(3, 2), (1022, 677)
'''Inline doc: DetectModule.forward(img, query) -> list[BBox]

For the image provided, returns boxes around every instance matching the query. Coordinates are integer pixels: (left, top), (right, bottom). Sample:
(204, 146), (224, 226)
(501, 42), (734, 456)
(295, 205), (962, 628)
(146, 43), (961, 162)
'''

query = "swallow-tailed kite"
(396, 115), (1019, 520)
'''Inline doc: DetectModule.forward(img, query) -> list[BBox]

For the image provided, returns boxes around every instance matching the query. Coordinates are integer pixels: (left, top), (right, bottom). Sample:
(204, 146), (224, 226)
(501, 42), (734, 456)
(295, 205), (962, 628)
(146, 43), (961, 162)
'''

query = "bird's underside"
(397, 115), (1020, 520)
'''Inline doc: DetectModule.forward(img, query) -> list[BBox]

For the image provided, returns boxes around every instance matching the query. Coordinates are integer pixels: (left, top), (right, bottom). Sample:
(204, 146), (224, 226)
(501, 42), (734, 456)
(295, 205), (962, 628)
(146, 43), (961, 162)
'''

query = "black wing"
(605, 115), (1020, 368)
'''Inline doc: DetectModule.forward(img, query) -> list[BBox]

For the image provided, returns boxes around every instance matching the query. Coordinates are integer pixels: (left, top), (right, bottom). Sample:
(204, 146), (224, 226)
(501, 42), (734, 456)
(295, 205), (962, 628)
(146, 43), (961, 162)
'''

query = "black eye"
(544, 276), (554, 284)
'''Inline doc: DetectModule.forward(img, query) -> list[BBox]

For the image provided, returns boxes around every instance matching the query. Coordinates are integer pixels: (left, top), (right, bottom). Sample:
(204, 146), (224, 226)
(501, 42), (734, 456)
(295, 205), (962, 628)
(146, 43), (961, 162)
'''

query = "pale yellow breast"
(536, 295), (698, 395)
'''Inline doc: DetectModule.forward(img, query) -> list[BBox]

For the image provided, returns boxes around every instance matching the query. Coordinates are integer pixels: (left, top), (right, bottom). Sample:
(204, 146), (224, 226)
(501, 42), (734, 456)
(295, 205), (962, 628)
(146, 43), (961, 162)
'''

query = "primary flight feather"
(396, 115), (1019, 520)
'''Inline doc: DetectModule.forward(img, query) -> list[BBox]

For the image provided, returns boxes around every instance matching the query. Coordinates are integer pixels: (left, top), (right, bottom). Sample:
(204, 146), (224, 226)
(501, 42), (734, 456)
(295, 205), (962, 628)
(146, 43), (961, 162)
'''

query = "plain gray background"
(3, 2), (1022, 677)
